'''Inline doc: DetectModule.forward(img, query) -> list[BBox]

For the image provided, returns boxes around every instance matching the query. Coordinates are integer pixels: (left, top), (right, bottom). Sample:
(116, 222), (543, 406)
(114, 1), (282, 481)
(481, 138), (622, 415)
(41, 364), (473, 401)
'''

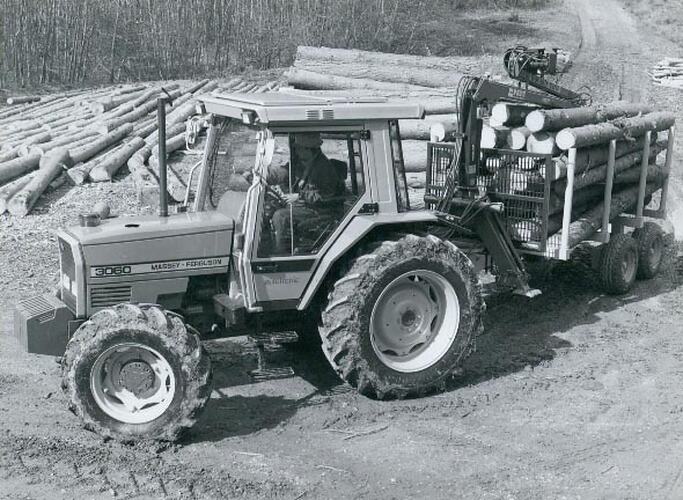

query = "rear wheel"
(599, 233), (639, 294)
(319, 234), (484, 399)
(632, 222), (665, 279)
(61, 303), (212, 442)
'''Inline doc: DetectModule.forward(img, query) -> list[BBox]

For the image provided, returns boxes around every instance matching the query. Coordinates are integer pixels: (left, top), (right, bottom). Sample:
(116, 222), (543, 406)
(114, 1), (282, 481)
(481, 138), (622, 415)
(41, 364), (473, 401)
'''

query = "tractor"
(13, 50), (673, 441)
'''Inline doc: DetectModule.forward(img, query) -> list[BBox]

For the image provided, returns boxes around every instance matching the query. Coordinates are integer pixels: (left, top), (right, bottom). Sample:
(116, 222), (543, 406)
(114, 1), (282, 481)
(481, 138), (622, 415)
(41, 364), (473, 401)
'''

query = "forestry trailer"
(13, 49), (674, 442)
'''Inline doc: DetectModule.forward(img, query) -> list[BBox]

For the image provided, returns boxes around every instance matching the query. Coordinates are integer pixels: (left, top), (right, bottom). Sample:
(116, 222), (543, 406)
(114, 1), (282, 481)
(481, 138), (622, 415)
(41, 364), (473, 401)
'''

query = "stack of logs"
(483, 103), (674, 249)
(0, 77), (281, 216)
(650, 58), (683, 89)
(283, 45), (468, 173)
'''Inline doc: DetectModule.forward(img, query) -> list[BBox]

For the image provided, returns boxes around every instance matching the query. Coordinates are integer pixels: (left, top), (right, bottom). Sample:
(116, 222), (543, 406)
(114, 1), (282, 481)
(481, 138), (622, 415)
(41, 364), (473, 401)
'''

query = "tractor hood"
(64, 211), (234, 246)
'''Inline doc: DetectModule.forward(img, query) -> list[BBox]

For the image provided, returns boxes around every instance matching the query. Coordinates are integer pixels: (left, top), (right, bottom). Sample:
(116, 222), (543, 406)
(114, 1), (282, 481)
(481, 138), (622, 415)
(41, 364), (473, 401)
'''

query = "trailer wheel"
(599, 233), (639, 294)
(632, 222), (665, 279)
(319, 234), (484, 399)
(61, 303), (211, 442)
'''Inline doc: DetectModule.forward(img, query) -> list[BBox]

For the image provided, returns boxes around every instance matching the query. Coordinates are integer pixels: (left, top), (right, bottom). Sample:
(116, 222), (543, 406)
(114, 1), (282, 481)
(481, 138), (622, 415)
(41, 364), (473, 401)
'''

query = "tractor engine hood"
(57, 211), (234, 317)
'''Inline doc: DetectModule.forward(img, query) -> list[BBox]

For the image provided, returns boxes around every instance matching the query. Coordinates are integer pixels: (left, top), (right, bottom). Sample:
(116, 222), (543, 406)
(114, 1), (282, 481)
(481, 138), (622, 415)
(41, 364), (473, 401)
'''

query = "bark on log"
(0, 172), (34, 214)
(525, 102), (653, 133)
(491, 103), (538, 127)
(285, 68), (434, 92)
(8, 148), (73, 216)
(145, 123), (186, 148)
(6, 96), (41, 105)
(556, 112), (676, 149)
(293, 60), (465, 88)
(401, 140), (429, 172)
(546, 183), (661, 246)
(0, 154), (40, 184)
(399, 114), (457, 140)
(147, 156), (187, 202)
(0, 148), (18, 163)
(540, 135), (656, 181)
(430, 119), (460, 141)
(89, 137), (146, 182)
(90, 90), (147, 114)
(508, 126), (531, 150)
(66, 143), (126, 185)
(69, 124), (133, 164)
(552, 141), (667, 194)
(25, 130), (99, 156)
(481, 125), (511, 149)
(526, 131), (559, 155)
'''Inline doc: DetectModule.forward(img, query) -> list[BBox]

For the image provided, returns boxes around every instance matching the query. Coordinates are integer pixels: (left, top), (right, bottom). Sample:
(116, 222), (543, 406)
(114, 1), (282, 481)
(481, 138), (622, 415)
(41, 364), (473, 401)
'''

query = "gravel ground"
(3, 0), (683, 498)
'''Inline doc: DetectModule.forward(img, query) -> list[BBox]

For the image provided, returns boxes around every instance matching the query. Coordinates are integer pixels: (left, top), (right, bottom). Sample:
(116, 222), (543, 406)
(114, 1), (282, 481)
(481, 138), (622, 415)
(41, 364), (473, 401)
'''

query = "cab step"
(246, 331), (299, 381)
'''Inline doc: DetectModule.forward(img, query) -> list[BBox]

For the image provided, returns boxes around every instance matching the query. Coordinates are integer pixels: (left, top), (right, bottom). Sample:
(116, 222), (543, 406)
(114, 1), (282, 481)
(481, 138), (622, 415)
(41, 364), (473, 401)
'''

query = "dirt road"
(3, 0), (683, 498)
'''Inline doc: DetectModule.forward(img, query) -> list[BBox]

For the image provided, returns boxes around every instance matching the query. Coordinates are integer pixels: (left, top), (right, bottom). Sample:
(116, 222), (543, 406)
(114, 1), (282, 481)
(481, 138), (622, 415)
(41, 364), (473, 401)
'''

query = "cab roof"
(200, 91), (425, 124)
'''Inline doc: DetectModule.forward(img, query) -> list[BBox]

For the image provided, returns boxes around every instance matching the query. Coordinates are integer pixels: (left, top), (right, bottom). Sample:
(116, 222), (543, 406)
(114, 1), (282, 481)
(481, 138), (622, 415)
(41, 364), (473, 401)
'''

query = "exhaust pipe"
(157, 97), (169, 217)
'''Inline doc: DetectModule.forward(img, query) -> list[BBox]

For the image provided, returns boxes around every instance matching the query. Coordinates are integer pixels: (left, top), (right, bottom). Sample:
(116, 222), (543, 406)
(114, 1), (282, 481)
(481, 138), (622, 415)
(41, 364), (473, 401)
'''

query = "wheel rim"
(370, 270), (460, 373)
(622, 248), (637, 283)
(90, 342), (176, 424)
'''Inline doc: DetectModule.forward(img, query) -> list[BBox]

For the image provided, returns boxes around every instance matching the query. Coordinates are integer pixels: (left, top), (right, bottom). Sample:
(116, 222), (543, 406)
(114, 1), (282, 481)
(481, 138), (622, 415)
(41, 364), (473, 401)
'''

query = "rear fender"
(298, 211), (438, 310)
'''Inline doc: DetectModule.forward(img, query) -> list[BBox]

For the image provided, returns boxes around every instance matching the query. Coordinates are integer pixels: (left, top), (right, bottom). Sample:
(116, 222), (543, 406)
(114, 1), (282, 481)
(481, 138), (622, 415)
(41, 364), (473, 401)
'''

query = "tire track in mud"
(0, 434), (295, 499)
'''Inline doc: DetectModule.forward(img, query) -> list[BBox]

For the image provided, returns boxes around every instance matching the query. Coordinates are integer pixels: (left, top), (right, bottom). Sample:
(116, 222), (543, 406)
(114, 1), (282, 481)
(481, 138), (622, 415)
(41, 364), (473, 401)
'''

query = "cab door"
(243, 127), (371, 311)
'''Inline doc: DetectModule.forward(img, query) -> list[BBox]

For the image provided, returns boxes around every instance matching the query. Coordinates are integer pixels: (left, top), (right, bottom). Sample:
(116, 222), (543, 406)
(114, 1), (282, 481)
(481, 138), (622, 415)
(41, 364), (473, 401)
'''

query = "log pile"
(485, 103), (674, 250)
(0, 77), (281, 216)
(281, 45), (495, 169)
(650, 58), (683, 89)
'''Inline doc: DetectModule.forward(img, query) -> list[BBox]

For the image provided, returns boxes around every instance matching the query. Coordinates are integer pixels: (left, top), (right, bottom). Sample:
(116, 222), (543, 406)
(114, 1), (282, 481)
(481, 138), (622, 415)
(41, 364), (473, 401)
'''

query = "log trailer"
(11, 49), (673, 442)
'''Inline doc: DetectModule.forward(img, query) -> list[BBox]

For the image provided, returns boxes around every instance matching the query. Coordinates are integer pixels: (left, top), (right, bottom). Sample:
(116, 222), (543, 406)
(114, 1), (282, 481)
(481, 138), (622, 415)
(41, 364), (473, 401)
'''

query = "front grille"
(58, 237), (77, 312)
(90, 285), (132, 309)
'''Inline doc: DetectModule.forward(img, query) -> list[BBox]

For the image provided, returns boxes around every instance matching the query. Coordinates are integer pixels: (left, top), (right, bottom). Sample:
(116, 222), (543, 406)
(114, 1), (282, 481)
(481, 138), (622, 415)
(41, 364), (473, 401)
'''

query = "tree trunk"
(293, 60), (464, 88)
(546, 182), (661, 246)
(525, 102), (653, 133)
(0, 154), (41, 184)
(526, 131), (559, 155)
(508, 126), (531, 150)
(0, 173), (35, 214)
(8, 148), (72, 216)
(552, 141), (667, 194)
(6, 95), (41, 105)
(399, 114), (456, 140)
(481, 125), (511, 149)
(491, 103), (537, 127)
(285, 68), (435, 92)
(90, 137), (146, 182)
(401, 140), (428, 172)
(69, 124), (133, 163)
(556, 112), (675, 149)
(429, 118), (460, 142)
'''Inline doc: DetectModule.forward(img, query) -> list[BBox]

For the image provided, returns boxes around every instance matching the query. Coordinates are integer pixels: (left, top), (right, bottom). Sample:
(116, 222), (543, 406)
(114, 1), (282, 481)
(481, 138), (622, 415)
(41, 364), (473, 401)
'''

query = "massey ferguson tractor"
(13, 49), (674, 442)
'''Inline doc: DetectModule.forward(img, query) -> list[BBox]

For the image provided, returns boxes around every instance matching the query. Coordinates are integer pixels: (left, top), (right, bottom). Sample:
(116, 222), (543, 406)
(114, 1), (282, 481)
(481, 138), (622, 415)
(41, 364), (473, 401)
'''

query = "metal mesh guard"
(426, 144), (552, 253)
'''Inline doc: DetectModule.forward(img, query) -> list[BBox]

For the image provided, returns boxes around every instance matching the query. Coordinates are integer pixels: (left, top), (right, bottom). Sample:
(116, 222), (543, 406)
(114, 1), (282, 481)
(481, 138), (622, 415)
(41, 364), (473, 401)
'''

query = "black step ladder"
(246, 330), (299, 381)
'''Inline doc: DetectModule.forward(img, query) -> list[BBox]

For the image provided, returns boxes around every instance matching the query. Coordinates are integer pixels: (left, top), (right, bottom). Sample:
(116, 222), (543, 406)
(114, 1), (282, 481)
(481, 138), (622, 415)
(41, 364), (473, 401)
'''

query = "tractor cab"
(193, 92), (430, 312)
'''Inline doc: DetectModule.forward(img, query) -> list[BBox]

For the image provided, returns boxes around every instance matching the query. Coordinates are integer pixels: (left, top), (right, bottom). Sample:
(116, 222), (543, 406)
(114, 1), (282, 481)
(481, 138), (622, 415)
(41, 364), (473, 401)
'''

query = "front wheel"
(61, 303), (212, 442)
(319, 234), (484, 399)
(599, 233), (639, 294)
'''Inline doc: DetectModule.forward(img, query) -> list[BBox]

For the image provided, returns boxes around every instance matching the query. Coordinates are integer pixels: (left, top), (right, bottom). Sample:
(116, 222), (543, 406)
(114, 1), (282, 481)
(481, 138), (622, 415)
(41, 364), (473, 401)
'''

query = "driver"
(271, 133), (346, 254)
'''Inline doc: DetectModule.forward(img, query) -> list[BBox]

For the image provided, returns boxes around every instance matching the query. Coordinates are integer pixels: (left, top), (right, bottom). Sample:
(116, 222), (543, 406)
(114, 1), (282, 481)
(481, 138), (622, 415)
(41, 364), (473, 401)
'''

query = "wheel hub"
(118, 360), (156, 398)
(370, 269), (461, 373)
(90, 343), (176, 424)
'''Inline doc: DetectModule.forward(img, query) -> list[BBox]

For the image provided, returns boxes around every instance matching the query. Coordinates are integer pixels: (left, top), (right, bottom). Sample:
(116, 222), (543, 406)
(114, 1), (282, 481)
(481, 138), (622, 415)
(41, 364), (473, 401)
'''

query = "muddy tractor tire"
(319, 234), (484, 399)
(632, 222), (665, 279)
(599, 233), (639, 294)
(61, 303), (212, 442)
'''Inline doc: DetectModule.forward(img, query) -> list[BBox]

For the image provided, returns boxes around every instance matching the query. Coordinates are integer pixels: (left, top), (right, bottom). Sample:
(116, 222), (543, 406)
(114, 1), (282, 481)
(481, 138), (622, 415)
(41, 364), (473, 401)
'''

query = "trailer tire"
(319, 234), (484, 399)
(61, 303), (212, 442)
(599, 233), (639, 294)
(632, 222), (664, 279)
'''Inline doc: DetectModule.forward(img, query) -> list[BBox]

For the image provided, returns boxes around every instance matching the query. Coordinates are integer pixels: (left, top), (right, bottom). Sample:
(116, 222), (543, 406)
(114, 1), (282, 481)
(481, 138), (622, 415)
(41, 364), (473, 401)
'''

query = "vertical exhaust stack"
(157, 97), (169, 217)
